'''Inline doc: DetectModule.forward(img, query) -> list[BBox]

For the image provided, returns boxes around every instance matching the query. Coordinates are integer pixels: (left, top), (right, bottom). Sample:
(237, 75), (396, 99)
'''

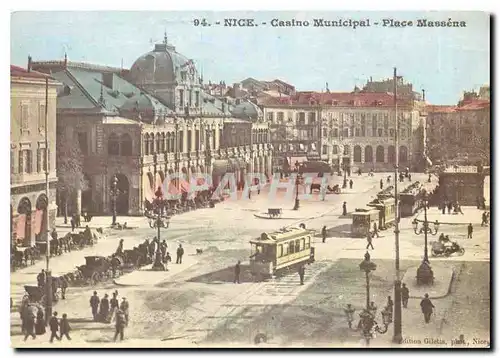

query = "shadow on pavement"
(187, 264), (260, 284)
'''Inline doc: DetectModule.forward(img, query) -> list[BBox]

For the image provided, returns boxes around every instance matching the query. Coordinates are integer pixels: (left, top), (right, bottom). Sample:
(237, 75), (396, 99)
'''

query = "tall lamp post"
(110, 175), (119, 226)
(359, 252), (377, 310)
(293, 161), (303, 210)
(413, 189), (440, 284)
(43, 77), (52, 325)
(150, 185), (170, 271)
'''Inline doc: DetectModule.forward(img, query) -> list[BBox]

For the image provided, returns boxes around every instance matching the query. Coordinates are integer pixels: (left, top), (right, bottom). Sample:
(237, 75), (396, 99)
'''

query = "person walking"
(349, 179), (353, 189)
(100, 294), (110, 322)
(108, 291), (119, 323)
(59, 313), (71, 341)
(35, 308), (46, 335)
(120, 298), (130, 327)
(420, 293), (435, 323)
(373, 222), (380, 238)
(322, 226), (327, 243)
(60, 277), (68, 300)
(342, 202), (347, 216)
(114, 310), (126, 342)
(386, 296), (394, 320)
(49, 312), (60, 343)
(380, 179), (383, 190)
(23, 305), (36, 341)
(70, 216), (75, 232)
(90, 291), (100, 321)
(234, 260), (241, 284)
(298, 266), (305, 285)
(366, 232), (374, 250)
(401, 283), (410, 308)
(176, 244), (184, 264)
(37, 269), (46, 288)
(467, 223), (473, 239)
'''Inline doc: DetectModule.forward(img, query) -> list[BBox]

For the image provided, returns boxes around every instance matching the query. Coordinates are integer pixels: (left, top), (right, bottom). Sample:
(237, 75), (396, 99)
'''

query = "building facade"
(262, 91), (425, 173)
(32, 38), (271, 216)
(10, 65), (58, 247)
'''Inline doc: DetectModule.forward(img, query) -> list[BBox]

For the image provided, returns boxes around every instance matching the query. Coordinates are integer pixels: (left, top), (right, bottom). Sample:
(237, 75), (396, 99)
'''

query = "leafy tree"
(56, 130), (88, 223)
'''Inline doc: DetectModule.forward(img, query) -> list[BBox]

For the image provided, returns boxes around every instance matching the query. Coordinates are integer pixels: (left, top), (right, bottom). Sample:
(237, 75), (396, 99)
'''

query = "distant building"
(11, 64), (58, 247)
(361, 75), (421, 101)
(438, 165), (485, 206)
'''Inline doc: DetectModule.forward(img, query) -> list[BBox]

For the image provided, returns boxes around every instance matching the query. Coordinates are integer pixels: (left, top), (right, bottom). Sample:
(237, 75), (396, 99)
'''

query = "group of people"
(22, 307), (72, 343)
(89, 290), (129, 341)
(481, 211), (490, 227)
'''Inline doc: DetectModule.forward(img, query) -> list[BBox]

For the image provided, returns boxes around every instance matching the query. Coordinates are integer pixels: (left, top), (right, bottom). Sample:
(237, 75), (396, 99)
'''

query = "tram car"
(351, 208), (380, 237)
(367, 197), (396, 230)
(249, 226), (315, 278)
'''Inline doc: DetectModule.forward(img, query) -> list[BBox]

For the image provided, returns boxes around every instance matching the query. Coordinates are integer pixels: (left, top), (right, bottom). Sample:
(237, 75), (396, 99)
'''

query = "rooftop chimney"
(27, 55), (32, 72)
(422, 89), (426, 102)
(64, 52), (68, 68)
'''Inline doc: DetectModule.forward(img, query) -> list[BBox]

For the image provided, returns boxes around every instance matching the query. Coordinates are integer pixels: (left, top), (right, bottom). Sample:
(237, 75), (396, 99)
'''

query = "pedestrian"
(70, 216), (75, 232)
(380, 179), (383, 190)
(49, 311), (60, 343)
(442, 202), (446, 214)
(116, 239), (124, 256)
(428, 173), (432, 183)
(322, 225), (327, 243)
(51, 228), (58, 243)
(366, 232), (374, 250)
(23, 306), (36, 341)
(108, 291), (119, 322)
(165, 252), (172, 264)
(420, 293), (435, 323)
(90, 291), (100, 321)
(114, 310), (126, 341)
(401, 283), (410, 308)
(35, 308), (46, 335)
(120, 297), (129, 326)
(408, 173), (412, 181)
(234, 260), (241, 284)
(373, 222), (380, 238)
(176, 244), (184, 264)
(467, 223), (473, 239)
(447, 202), (452, 214)
(100, 294), (110, 322)
(387, 175), (391, 183)
(161, 240), (167, 260)
(358, 168), (362, 176)
(298, 266), (305, 285)
(342, 202), (347, 216)
(59, 313), (71, 341)
(349, 179), (353, 189)
(481, 212), (486, 227)
(386, 296), (394, 314)
(37, 269), (46, 288)
(60, 277), (68, 300)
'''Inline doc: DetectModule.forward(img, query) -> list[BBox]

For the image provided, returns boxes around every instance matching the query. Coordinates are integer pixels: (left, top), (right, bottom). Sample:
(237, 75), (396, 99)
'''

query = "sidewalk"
(416, 207), (485, 225)
(114, 250), (199, 287)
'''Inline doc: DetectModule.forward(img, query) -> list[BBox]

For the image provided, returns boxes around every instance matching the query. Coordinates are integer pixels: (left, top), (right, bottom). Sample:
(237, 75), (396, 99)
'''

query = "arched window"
(399, 145), (408, 163)
(166, 133), (171, 153)
(149, 133), (155, 154)
(376, 145), (385, 163)
(156, 134), (161, 154)
(332, 145), (339, 155)
(108, 133), (120, 155)
(120, 133), (132, 156)
(144, 133), (150, 156)
(388, 145), (396, 164)
(161, 133), (166, 153)
(353, 145), (362, 163)
(364, 146), (373, 163)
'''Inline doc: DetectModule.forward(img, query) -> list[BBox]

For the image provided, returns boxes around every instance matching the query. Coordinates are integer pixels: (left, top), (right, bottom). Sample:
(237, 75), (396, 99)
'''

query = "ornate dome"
(128, 38), (199, 86)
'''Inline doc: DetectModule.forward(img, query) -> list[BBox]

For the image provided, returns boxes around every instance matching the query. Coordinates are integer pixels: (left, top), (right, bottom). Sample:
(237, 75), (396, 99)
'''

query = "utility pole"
(44, 77), (52, 325)
(392, 67), (403, 344)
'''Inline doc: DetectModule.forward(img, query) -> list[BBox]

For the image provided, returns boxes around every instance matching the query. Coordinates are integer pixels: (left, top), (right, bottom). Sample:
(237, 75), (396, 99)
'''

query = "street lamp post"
(359, 253), (377, 310)
(413, 189), (440, 285)
(110, 175), (119, 226)
(293, 161), (302, 210)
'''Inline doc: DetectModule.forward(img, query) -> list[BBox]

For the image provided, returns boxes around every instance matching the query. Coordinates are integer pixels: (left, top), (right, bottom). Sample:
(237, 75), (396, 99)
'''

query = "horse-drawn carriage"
(309, 183), (341, 194)
(75, 256), (112, 285)
(267, 208), (283, 218)
(430, 240), (465, 257)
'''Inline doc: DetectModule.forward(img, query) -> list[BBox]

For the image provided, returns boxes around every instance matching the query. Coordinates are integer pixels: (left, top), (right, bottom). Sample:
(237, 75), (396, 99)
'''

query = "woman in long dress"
(35, 308), (46, 335)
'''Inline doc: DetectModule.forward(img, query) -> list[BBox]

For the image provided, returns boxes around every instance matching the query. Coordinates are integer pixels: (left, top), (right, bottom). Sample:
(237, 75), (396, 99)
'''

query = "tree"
(56, 130), (88, 223)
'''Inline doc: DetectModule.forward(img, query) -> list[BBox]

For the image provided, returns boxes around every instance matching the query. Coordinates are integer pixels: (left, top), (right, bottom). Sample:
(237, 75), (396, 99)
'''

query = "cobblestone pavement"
(10, 172), (489, 348)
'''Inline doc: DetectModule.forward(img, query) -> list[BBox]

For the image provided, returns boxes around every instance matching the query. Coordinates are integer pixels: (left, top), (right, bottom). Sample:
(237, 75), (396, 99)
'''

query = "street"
(11, 172), (490, 347)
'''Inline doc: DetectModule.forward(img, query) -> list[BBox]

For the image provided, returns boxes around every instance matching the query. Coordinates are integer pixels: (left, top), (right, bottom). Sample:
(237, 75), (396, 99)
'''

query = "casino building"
(32, 36), (271, 216)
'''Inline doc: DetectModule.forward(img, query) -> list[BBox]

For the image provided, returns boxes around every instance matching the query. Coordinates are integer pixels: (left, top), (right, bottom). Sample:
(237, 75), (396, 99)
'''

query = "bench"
(267, 208), (282, 218)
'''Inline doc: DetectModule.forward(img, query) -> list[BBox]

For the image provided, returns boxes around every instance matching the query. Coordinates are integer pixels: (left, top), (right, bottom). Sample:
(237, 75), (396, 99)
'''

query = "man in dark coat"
(234, 260), (241, 284)
(114, 310), (126, 341)
(176, 244), (184, 264)
(322, 226), (327, 243)
(90, 291), (100, 321)
(349, 179), (353, 189)
(120, 298), (130, 326)
(342, 202), (347, 216)
(467, 223), (473, 239)
(59, 313), (71, 340)
(373, 222), (380, 238)
(37, 269), (46, 288)
(70, 216), (75, 232)
(420, 293), (435, 323)
(366, 232), (374, 250)
(49, 311), (60, 343)
(401, 283), (410, 308)
(60, 277), (68, 300)
(100, 294), (110, 322)
(380, 179), (383, 190)
(298, 266), (305, 285)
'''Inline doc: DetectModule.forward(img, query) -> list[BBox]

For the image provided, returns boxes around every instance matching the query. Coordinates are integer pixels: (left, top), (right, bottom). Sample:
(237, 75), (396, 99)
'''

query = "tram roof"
(250, 227), (313, 244)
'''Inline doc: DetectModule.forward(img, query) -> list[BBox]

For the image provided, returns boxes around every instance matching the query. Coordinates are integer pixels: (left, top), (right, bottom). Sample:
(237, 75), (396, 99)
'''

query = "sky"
(10, 11), (490, 104)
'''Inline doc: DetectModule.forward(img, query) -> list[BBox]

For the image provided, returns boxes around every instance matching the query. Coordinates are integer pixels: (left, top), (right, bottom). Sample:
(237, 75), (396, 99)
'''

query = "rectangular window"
(195, 130), (200, 151)
(390, 129), (395, 137)
(278, 244), (283, 257)
(195, 92), (200, 107)
(277, 112), (284, 122)
(38, 103), (46, 131)
(333, 128), (338, 137)
(301, 238), (305, 250)
(179, 90), (184, 108)
(187, 130), (192, 152)
(308, 112), (316, 123)
(299, 112), (305, 122)
(355, 128), (360, 137)
(289, 241), (295, 254)
(378, 128), (383, 137)
(77, 132), (88, 155)
(21, 103), (29, 132)
(361, 126), (366, 137)
(179, 130), (184, 152)
(322, 145), (328, 155)
(37, 149), (41, 172)
(267, 112), (274, 121)
(305, 237), (311, 249)
(384, 129), (388, 137)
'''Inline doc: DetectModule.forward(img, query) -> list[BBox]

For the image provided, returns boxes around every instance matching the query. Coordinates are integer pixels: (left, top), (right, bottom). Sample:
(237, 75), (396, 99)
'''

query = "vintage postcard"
(10, 11), (490, 348)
